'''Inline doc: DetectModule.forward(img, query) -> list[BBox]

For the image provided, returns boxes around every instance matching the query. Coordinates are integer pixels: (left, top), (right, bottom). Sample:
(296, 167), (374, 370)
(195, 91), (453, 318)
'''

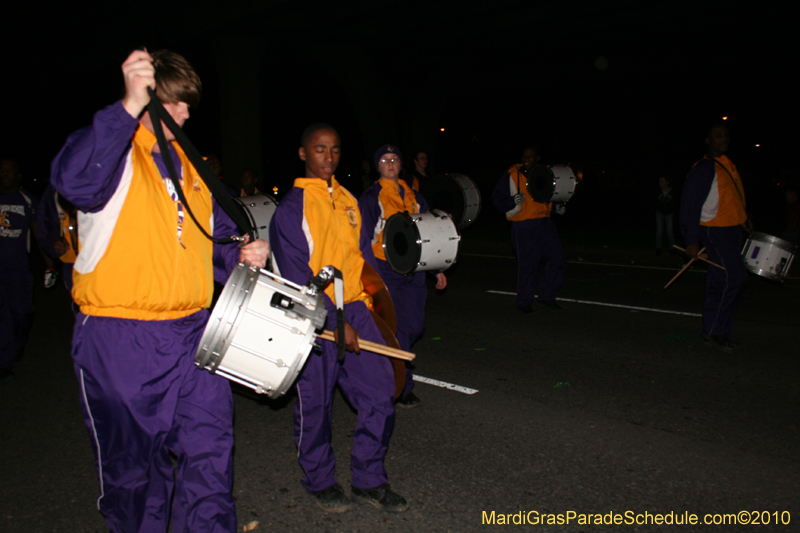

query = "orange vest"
(504, 164), (551, 221)
(700, 155), (747, 227)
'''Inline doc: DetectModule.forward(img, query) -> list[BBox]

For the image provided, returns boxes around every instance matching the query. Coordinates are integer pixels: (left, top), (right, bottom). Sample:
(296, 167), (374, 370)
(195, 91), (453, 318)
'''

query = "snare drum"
(528, 164), (577, 204)
(235, 194), (278, 241)
(195, 263), (326, 397)
(383, 211), (461, 275)
(422, 174), (481, 229)
(741, 232), (796, 282)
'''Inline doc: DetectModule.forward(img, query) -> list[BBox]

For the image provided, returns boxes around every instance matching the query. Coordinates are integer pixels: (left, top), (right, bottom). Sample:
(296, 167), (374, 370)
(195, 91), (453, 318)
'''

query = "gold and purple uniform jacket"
(269, 177), (377, 331)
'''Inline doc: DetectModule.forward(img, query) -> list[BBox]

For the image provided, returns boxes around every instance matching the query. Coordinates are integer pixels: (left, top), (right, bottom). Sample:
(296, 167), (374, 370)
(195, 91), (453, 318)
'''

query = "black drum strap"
(146, 88), (254, 244)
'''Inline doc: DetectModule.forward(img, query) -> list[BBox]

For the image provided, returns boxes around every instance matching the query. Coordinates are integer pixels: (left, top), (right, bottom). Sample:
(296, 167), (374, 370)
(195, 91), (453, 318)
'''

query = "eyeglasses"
(380, 158), (401, 165)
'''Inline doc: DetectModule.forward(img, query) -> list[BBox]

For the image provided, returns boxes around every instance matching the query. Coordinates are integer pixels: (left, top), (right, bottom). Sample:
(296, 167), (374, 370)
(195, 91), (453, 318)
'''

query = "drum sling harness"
(146, 88), (254, 244)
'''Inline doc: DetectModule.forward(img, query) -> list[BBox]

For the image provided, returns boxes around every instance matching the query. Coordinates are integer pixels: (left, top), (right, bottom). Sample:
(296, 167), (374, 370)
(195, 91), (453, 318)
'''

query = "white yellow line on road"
(413, 375), (479, 395)
(486, 290), (702, 317)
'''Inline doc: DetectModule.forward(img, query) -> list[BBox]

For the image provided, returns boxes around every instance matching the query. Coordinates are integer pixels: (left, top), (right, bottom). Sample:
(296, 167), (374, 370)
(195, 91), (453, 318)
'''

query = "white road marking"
(413, 375), (479, 395)
(486, 290), (702, 317)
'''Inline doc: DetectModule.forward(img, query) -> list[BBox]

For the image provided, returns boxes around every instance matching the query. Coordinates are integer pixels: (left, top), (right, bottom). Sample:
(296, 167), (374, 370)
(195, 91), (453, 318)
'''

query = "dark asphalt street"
(2, 217), (798, 532)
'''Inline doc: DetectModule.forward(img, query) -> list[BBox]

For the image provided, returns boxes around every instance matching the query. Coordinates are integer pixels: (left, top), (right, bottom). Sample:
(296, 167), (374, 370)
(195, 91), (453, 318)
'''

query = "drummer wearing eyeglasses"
(359, 145), (447, 409)
(491, 146), (566, 314)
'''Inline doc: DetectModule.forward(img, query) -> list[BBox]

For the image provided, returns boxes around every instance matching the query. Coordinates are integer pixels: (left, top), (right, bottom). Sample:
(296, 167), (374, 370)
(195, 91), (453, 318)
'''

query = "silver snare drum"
(195, 264), (326, 397)
(383, 211), (461, 275)
(741, 232), (796, 282)
(235, 194), (278, 241)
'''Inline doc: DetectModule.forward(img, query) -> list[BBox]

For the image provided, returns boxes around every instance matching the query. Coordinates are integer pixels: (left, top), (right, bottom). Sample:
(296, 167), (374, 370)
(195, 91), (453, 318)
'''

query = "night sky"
(2, 0), (794, 227)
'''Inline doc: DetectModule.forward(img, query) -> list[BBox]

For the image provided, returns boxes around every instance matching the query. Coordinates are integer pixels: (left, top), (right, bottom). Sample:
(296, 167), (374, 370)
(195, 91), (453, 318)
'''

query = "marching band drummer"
(491, 146), (566, 314)
(269, 124), (409, 514)
(680, 123), (750, 353)
(358, 144), (447, 408)
(50, 49), (268, 533)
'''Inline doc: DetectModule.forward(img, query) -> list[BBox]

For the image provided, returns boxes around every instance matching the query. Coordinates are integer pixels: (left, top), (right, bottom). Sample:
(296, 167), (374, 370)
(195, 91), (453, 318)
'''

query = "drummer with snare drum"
(491, 145), (567, 314)
(359, 145), (447, 408)
(679, 122), (751, 353)
(50, 49), (268, 532)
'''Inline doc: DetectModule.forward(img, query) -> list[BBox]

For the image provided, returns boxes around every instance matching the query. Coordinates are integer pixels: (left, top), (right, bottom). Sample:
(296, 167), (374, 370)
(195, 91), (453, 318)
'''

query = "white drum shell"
(741, 232), (796, 282)
(235, 194), (278, 241)
(549, 165), (577, 204)
(449, 174), (482, 229)
(412, 212), (461, 272)
(196, 265), (325, 398)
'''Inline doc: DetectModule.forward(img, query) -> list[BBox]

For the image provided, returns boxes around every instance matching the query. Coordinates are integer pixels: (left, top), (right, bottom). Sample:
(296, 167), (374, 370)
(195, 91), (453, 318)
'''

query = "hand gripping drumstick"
(318, 331), (416, 361)
(672, 245), (726, 270)
(663, 246), (705, 290)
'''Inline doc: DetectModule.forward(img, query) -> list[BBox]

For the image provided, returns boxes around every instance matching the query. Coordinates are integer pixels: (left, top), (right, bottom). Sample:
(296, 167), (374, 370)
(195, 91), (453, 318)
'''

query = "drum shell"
(195, 264), (325, 398)
(527, 164), (576, 204)
(422, 174), (481, 229)
(383, 211), (461, 275)
(741, 232), (796, 282)
(235, 194), (278, 241)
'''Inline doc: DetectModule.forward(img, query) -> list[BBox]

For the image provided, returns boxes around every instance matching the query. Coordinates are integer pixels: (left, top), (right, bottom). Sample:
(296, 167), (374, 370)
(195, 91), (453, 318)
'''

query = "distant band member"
(406, 151), (430, 192)
(50, 49), (268, 532)
(491, 146), (566, 313)
(0, 159), (37, 379)
(359, 144), (446, 408)
(37, 183), (80, 294)
(269, 124), (409, 513)
(680, 123), (750, 352)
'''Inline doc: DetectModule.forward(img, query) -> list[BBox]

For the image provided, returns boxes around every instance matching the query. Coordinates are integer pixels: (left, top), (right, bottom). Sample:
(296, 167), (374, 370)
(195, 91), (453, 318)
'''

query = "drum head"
(527, 165), (555, 203)
(422, 176), (465, 228)
(383, 213), (421, 275)
(234, 194), (279, 241)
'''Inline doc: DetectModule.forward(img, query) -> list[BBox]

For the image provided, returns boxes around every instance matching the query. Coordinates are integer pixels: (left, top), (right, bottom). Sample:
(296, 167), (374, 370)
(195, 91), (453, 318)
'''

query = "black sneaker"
(396, 391), (421, 409)
(536, 300), (563, 312)
(310, 483), (353, 513)
(351, 483), (409, 512)
(702, 335), (734, 354)
(516, 305), (533, 314)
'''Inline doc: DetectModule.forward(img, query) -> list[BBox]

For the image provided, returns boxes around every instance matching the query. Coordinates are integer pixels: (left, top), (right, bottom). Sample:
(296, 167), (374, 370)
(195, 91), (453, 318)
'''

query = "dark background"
(2, 0), (794, 233)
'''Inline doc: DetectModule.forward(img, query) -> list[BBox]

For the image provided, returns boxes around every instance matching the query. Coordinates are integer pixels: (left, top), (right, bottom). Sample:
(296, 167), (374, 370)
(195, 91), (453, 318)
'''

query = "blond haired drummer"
(359, 144), (446, 408)
(50, 49), (267, 532)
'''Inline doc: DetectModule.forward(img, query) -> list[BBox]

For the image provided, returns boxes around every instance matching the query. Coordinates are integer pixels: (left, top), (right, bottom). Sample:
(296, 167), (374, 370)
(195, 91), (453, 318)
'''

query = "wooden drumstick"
(672, 245), (726, 270)
(318, 331), (416, 361)
(663, 246), (706, 290)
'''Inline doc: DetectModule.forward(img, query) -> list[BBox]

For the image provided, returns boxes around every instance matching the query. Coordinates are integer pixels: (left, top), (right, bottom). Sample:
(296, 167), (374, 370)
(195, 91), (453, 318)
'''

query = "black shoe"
(0, 367), (15, 380)
(310, 483), (353, 513)
(536, 300), (563, 312)
(396, 391), (421, 409)
(351, 483), (409, 513)
(702, 335), (734, 354)
(516, 305), (533, 314)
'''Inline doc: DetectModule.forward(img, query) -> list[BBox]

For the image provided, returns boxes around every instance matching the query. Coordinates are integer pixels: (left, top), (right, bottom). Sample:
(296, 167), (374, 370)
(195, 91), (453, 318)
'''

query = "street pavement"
(2, 217), (798, 532)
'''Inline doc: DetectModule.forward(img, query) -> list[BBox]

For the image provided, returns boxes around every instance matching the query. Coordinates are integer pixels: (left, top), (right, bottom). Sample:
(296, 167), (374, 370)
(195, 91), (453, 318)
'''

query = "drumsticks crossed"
(663, 245), (726, 290)
(318, 331), (415, 361)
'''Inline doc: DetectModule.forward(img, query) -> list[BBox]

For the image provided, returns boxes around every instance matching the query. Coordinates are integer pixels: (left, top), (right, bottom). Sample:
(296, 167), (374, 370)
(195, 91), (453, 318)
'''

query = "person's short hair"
(0, 159), (21, 176)
(706, 122), (729, 138)
(522, 145), (540, 157)
(152, 50), (202, 109)
(300, 123), (338, 147)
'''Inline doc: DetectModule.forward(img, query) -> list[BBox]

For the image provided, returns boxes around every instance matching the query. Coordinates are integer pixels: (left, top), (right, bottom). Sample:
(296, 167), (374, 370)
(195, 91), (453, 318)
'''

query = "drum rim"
(196, 263), (250, 369)
(234, 194), (278, 241)
(383, 212), (423, 275)
(747, 232), (798, 253)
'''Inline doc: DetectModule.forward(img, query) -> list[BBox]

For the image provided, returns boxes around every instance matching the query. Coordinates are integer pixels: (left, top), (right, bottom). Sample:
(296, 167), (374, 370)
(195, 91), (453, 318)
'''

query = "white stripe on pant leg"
(79, 368), (105, 510)
(296, 387), (304, 458)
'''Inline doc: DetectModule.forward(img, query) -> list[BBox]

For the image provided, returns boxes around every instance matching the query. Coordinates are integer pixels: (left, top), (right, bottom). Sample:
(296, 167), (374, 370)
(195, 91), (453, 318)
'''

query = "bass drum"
(383, 211), (461, 275)
(422, 174), (481, 229)
(235, 194), (279, 241)
(195, 264), (326, 398)
(528, 164), (576, 204)
(741, 232), (796, 282)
